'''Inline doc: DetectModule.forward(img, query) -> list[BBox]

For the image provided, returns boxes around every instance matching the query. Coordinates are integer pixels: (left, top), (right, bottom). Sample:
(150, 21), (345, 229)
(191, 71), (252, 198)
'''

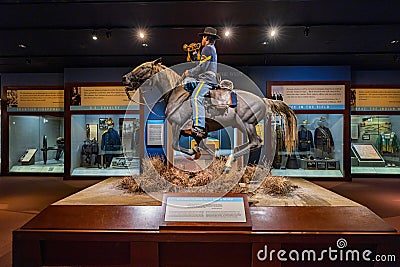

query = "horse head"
(122, 57), (163, 100)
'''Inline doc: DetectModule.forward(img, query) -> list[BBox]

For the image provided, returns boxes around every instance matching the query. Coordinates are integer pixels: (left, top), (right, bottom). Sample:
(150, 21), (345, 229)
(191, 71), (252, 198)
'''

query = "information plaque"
(160, 193), (252, 231)
(352, 144), (382, 160)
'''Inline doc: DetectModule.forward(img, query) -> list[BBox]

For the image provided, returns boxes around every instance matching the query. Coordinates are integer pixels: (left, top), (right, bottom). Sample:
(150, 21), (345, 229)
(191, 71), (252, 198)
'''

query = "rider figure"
(184, 27), (220, 139)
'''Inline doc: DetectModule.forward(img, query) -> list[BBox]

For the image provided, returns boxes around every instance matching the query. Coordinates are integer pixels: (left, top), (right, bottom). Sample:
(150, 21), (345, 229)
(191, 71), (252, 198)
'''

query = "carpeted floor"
(315, 178), (400, 231)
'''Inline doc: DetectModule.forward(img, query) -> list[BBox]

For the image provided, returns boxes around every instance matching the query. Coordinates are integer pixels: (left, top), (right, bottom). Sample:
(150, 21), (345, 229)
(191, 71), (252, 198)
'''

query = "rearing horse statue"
(123, 58), (297, 171)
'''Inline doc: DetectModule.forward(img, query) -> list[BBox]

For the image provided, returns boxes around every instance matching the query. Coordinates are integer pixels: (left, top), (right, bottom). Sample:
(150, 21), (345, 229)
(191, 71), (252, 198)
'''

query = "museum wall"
(1, 73), (64, 87)
(352, 70), (400, 84)
(1, 66), (400, 178)
(240, 66), (351, 93)
(64, 68), (130, 83)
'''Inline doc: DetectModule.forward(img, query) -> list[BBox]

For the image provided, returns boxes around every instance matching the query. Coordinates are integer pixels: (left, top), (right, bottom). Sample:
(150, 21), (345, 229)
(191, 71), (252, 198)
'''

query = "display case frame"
(351, 84), (400, 177)
(1, 86), (65, 176)
(64, 82), (144, 179)
(267, 81), (351, 181)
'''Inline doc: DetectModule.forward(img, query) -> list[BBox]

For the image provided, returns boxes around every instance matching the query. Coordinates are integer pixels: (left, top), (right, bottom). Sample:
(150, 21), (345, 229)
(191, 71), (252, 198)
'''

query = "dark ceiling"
(1, 0), (400, 73)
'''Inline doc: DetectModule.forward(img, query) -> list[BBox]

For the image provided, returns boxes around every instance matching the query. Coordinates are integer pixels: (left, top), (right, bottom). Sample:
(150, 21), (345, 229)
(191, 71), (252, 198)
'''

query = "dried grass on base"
(118, 156), (298, 196)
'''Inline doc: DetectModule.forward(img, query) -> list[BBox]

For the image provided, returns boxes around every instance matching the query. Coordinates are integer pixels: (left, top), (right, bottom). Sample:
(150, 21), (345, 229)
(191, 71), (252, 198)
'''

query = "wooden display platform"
(13, 204), (399, 267)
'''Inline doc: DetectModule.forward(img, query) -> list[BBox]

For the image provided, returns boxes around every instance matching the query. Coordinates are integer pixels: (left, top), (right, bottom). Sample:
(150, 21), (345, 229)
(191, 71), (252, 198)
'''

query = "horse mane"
(153, 64), (189, 105)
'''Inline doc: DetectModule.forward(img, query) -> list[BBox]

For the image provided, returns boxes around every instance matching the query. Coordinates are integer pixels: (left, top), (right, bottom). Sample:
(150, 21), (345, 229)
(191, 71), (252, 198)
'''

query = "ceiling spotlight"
(142, 43), (148, 47)
(269, 27), (278, 39)
(304, 26), (310, 37)
(92, 31), (98, 40)
(18, 44), (27, 49)
(139, 31), (145, 39)
(390, 40), (399, 44)
(224, 29), (231, 37)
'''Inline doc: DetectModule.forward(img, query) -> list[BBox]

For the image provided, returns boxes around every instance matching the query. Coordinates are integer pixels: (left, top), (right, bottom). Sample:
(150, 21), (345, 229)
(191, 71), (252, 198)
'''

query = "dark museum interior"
(1, 1), (400, 267)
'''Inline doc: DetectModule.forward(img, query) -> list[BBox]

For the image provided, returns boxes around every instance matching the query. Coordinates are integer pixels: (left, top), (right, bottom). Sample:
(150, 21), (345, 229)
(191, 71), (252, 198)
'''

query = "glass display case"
(70, 113), (141, 176)
(351, 115), (400, 174)
(271, 114), (344, 178)
(9, 115), (64, 173)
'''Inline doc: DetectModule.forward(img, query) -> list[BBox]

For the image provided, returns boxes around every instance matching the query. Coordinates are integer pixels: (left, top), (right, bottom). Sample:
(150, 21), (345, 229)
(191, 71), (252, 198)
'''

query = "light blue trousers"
(191, 81), (212, 128)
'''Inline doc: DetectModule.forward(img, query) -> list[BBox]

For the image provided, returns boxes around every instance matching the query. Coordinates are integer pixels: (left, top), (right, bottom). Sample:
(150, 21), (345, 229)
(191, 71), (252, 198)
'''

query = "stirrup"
(192, 126), (206, 139)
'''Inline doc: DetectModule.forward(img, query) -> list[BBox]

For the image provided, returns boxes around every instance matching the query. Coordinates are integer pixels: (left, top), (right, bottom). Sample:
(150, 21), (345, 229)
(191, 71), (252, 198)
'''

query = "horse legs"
(171, 124), (199, 156)
(198, 139), (215, 157)
(224, 123), (261, 172)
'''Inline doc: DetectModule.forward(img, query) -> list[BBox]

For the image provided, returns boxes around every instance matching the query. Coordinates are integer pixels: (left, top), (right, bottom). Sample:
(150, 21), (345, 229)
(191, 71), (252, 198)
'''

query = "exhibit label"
(147, 120), (164, 146)
(352, 88), (400, 111)
(7, 89), (64, 111)
(271, 85), (345, 110)
(164, 196), (246, 222)
(70, 86), (139, 110)
(352, 144), (382, 160)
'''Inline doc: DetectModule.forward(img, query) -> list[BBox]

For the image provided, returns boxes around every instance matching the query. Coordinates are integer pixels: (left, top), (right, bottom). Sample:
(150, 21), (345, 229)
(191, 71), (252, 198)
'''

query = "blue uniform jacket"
(101, 128), (122, 152)
(188, 44), (218, 85)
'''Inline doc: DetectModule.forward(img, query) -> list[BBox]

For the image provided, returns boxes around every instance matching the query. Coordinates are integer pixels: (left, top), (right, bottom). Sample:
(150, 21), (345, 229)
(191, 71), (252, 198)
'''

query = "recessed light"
(92, 30), (98, 40)
(18, 44), (27, 49)
(390, 40), (399, 44)
(142, 43), (148, 47)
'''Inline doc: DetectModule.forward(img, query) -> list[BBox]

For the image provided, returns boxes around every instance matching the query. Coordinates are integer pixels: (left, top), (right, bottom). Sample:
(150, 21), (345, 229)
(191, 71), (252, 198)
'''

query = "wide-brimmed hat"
(198, 27), (220, 39)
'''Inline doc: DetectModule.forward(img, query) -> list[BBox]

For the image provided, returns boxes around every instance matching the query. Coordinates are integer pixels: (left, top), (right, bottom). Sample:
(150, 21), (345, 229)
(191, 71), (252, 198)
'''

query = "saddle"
(184, 78), (238, 108)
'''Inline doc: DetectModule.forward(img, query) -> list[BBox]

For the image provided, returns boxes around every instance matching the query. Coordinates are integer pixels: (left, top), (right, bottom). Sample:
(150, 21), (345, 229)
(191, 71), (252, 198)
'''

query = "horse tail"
(263, 98), (298, 154)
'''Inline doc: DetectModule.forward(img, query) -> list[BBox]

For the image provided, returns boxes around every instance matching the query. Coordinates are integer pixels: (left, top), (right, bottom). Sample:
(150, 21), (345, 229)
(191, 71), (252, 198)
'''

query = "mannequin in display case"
(376, 131), (400, 167)
(81, 139), (99, 167)
(376, 131), (400, 154)
(101, 118), (122, 167)
(298, 120), (314, 158)
(314, 117), (334, 159)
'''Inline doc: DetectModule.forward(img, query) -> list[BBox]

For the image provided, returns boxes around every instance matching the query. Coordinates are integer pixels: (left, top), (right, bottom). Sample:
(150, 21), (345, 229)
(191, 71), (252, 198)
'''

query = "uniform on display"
(101, 118), (122, 168)
(314, 117), (334, 159)
(376, 131), (400, 154)
(298, 120), (314, 158)
(81, 139), (100, 167)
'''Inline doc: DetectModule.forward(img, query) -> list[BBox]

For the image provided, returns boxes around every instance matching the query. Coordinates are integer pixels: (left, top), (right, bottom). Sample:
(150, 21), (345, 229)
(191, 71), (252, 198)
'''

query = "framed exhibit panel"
(2, 86), (65, 174)
(66, 83), (143, 178)
(351, 85), (400, 176)
(8, 115), (64, 173)
(268, 81), (350, 180)
(351, 114), (400, 175)
(70, 114), (141, 176)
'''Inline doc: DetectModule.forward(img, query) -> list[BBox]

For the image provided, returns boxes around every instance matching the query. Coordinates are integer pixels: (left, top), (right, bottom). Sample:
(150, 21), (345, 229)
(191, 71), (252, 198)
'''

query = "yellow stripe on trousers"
(194, 82), (205, 126)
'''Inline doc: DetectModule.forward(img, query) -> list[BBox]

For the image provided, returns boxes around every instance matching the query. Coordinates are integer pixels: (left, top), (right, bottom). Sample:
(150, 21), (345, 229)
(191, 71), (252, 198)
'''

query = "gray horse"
(122, 58), (297, 170)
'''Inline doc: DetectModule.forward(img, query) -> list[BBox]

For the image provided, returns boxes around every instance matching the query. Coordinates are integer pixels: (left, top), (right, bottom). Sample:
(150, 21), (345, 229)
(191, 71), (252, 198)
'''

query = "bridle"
(124, 63), (175, 116)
